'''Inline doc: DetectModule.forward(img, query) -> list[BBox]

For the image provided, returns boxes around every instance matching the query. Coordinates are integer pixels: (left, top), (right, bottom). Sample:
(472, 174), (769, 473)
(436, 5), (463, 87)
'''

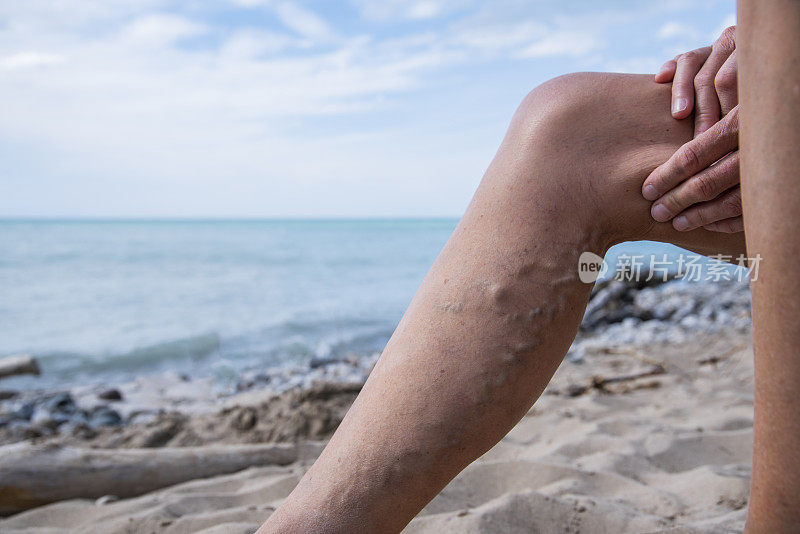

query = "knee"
(496, 72), (691, 244)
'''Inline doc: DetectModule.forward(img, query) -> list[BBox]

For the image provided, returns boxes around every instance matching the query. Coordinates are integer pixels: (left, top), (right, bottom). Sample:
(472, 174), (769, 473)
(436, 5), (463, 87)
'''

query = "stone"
(97, 389), (123, 402)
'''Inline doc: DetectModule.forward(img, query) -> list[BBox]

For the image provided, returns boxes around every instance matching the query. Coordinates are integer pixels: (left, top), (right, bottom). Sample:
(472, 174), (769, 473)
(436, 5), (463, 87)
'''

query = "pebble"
(89, 406), (123, 427)
(97, 388), (123, 402)
(0, 278), (751, 441)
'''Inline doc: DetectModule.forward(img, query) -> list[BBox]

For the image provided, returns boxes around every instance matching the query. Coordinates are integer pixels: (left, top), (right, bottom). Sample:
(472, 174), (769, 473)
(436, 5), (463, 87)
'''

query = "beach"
(0, 276), (754, 533)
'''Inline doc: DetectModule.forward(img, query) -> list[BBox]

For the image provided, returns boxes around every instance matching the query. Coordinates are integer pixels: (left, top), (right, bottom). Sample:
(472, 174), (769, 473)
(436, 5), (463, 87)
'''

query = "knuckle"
(676, 144), (702, 174)
(694, 71), (714, 87)
(715, 70), (737, 91)
(690, 208), (712, 227)
(720, 191), (742, 215)
(680, 50), (699, 64)
(691, 173), (718, 201)
(696, 110), (717, 124)
(720, 218), (739, 233)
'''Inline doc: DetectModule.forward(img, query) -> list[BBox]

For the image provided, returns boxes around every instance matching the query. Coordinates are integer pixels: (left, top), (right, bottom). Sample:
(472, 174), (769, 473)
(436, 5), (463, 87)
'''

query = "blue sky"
(1, 0), (735, 218)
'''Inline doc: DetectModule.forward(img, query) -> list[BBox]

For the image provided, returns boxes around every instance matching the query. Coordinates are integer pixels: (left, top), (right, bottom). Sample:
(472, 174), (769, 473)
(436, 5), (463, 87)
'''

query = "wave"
(35, 333), (222, 376)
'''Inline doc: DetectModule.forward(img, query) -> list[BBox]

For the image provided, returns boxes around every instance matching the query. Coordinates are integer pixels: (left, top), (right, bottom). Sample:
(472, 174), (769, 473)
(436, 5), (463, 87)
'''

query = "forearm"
(739, 1), (800, 531)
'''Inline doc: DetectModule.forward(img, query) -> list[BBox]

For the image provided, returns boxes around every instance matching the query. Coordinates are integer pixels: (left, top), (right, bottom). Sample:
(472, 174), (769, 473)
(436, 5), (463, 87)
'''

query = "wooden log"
(0, 441), (322, 515)
(0, 354), (40, 380)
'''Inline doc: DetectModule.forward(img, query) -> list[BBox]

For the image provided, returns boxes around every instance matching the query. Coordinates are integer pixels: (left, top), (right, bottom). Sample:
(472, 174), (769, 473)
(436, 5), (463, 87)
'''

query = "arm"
(739, 1), (800, 531)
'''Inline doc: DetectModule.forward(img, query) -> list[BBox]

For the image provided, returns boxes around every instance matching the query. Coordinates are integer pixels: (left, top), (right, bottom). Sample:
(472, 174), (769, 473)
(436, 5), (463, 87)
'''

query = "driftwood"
(0, 441), (322, 515)
(0, 354), (39, 380)
(565, 365), (666, 397)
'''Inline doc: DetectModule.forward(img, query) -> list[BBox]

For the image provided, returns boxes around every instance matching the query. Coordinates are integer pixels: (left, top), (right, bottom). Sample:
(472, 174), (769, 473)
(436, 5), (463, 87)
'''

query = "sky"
(1, 0), (736, 218)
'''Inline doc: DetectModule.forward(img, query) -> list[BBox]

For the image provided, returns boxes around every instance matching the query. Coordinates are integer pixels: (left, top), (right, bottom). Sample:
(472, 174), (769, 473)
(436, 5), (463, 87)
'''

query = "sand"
(0, 331), (754, 533)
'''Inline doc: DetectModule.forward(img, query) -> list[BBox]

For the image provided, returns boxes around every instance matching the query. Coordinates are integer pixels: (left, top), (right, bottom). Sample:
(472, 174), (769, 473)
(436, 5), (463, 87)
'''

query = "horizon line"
(0, 215), (462, 222)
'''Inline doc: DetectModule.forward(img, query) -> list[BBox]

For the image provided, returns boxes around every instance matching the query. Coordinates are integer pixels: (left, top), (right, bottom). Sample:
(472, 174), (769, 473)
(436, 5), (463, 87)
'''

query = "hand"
(644, 26), (742, 234)
(655, 26), (738, 136)
(642, 106), (742, 233)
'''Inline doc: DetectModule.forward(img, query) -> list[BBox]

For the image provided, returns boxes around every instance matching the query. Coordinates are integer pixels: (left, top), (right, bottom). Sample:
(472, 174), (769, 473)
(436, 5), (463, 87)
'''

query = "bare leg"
(258, 73), (746, 533)
(739, 2), (800, 531)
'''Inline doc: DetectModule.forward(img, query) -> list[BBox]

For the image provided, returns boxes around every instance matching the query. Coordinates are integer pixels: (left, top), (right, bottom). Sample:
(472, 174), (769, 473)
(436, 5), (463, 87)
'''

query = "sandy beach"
(0, 278), (754, 533)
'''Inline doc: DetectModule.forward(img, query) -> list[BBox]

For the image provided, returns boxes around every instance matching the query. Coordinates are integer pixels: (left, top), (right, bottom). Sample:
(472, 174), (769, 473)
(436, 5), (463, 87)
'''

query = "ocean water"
(0, 219), (737, 390)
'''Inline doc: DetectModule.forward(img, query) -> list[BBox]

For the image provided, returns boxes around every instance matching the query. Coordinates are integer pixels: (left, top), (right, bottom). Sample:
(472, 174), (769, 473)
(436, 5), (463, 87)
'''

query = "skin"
(739, 1), (800, 531)
(649, 27), (743, 233)
(257, 73), (745, 533)
(644, 106), (743, 233)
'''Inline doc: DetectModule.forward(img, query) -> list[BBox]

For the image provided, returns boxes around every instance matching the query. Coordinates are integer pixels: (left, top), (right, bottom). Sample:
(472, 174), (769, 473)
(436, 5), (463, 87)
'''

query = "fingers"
(692, 27), (736, 135)
(672, 186), (743, 232)
(651, 151), (740, 223)
(671, 46), (712, 119)
(715, 50), (738, 116)
(655, 59), (677, 83)
(692, 32), (735, 135)
(703, 216), (744, 234)
(642, 105), (739, 201)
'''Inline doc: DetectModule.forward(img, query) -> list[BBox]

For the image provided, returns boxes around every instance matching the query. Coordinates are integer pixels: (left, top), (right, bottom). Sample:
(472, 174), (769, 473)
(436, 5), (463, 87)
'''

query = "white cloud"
(120, 14), (207, 47)
(518, 30), (600, 58)
(351, 0), (471, 21)
(407, 2), (442, 20)
(451, 21), (545, 52)
(272, 2), (334, 41)
(711, 13), (736, 40)
(220, 29), (298, 58)
(0, 0), (740, 217)
(657, 21), (700, 40)
(0, 52), (63, 69)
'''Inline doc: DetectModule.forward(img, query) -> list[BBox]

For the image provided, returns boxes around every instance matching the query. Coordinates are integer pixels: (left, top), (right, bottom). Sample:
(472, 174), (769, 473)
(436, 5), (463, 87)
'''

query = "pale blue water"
(0, 219), (735, 389)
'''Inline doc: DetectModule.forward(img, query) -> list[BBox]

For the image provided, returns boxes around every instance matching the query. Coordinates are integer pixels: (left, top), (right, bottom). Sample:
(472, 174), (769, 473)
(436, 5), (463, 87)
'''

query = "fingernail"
(652, 203), (671, 222)
(643, 184), (659, 201)
(672, 97), (688, 115)
(673, 215), (689, 231)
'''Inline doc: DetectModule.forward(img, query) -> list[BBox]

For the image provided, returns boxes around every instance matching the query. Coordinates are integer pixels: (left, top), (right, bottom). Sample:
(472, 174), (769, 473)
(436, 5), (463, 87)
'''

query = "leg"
(258, 73), (746, 533)
(739, 2), (800, 531)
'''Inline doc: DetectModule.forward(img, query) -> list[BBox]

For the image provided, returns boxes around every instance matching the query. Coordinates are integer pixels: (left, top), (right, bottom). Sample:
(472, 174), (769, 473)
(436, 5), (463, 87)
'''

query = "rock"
(97, 389), (123, 402)
(89, 407), (123, 427)
(95, 495), (119, 506)
(13, 402), (35, 422)
(127, 410), (158, 426)
(30, 408), (60, 429)
(230, 406), (258, 431)
(0, 353), (40, 379)
(309, 357), (347, 369)
(63, 421), (97, 439)
(44, 393), (77, 414)
(8, 420), (39, 440)
(0, 390), (18, 401)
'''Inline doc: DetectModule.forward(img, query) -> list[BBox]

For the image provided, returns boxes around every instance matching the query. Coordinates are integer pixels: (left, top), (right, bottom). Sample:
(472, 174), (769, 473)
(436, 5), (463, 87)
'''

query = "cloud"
(272, 2), (334, 41)
(121, 14), (207, 47)
(0, 0), (739, 217)
(0, 51), (63, 69)
(711, 13), (736, 40)
(657, 21), (700, 40)
(518, 29), (600, 58)
(351, 0), (472, 21)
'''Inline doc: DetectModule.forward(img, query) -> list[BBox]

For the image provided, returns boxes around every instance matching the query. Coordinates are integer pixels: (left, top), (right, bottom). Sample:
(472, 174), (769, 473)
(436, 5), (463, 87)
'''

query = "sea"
(0, 219), (742, 390)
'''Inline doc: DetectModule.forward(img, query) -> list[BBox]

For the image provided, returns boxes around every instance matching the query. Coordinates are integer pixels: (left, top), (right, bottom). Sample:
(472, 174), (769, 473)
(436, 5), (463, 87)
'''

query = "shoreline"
(0, 276), (756, 532)
(0, 277), (751, 448)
